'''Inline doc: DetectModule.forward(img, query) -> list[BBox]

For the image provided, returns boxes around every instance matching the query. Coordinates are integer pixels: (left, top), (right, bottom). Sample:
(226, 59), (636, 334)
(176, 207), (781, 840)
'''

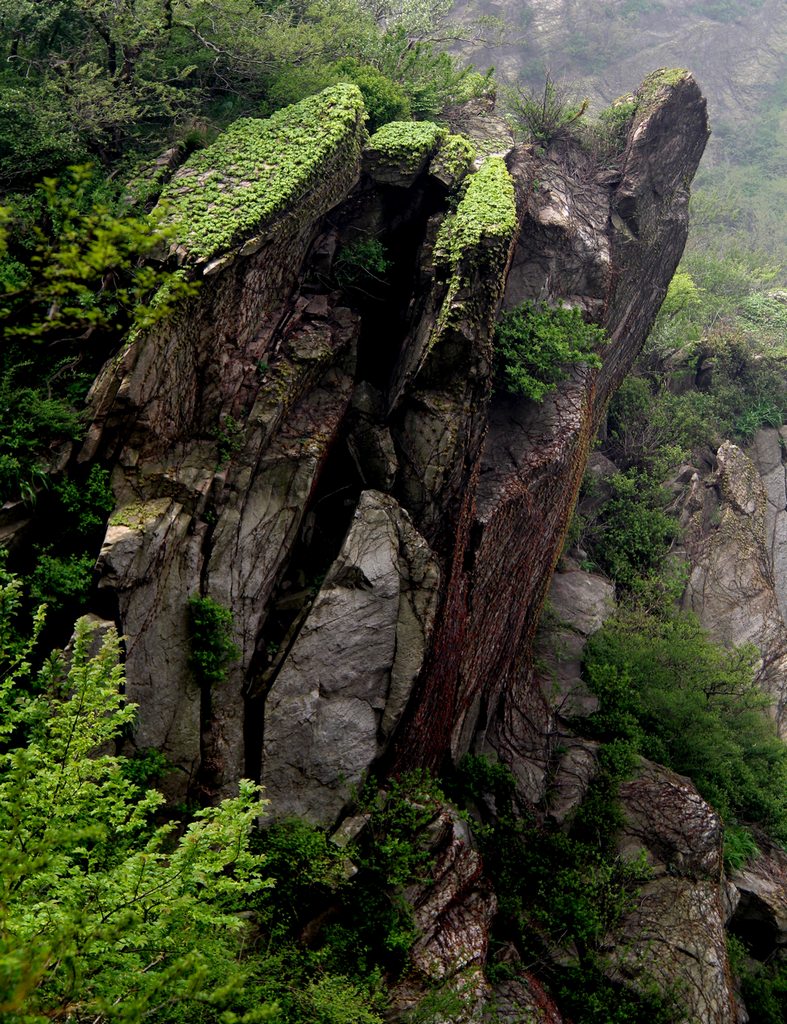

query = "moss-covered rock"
(363, 120), (446, 186)
(434, 156), (517, 270)
(637, 67), (692, 106)
(159, 84), (367, 267)
(429, 133), (476, 189)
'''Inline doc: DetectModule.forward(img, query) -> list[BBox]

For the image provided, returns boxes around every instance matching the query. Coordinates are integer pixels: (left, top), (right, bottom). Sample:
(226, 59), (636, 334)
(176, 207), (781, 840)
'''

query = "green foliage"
(349, 771), (446, 963)
(366, 119), (445, 169)
(505, 72), (589, 144)
(1, 166), (197, 343)
(436, 156), (516, 266)
(453, 755), (666, 1024)
(0, 589), (273, 1023)
(334, 61), (412, 130)
(53, 465), (115, 536)
(188, 595), (240, 686)
(584, 609), (787, 841)
(578, 98), (638, 163)
(723, 823), (760, 871)
(120, 747), (172, 789)
(0, 375), (83, 503)
(335, 238), (392, 288)
(29, 553), (95, 612)
(494, 301), (606, 402)
(160, 85), (366, 263)
(255, 818), (347, 930)
(637, 67), (690, 106)
(591, 470), (680, 591)
(215, 414), (245, 466)
(738, 956), (787, 1024)
(430, 133), (476, 182)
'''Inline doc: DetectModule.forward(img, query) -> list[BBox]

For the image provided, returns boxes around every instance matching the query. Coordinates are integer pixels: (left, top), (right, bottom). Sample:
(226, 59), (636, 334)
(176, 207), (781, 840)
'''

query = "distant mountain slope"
(455, 0), (787, 268)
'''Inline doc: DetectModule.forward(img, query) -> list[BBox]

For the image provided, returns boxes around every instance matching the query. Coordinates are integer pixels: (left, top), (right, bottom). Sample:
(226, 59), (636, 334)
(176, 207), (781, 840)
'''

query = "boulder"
(261, 491), (440, 823)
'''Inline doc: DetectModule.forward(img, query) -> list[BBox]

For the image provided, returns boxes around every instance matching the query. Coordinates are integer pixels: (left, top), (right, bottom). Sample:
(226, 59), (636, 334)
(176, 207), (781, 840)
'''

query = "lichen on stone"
(108, 497), (172, 530)
(159, 84), (367, 265)
(638, 68), (691, 105)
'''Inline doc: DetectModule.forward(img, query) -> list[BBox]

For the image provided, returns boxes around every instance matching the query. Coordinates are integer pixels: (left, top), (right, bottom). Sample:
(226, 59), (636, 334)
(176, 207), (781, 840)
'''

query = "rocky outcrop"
(424, 70), (707, 790)
(6, 62), (726, 1024)
(731, 836), (787, 958)
(78, 72), (708, 831)
(609, 762), (735, 1024)
(681, 438), (787, 732)
(536, 568), (614, 718)
(261, 490), (440, 823)
(392, 806), (496, 1023)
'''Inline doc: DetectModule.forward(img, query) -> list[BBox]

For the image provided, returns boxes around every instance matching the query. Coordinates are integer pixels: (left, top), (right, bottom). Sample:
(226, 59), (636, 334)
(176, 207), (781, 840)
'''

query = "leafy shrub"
(453, 755), (666, 1024)
(53, 465), (115, 536)
(333, 60), (412, 130)
(591, 471), (680, 590)
(605, 375), (712, 471)
(0, 376), (83, 503)
(0, 597), (272, 1024)
(504, 73), (589, 144)
(495, 301), (606, 402)
(188, 595), (240, 686)
(723, 823), (760, 871)
(349, 771), (446, 963)
(579, 99), (638, 162)
(335, 238), (392, 289)
(584, 609), (787, 840)
(30, 553), (95, 612)
(214, 413), (245, 466)
(255, 818), (346, 930)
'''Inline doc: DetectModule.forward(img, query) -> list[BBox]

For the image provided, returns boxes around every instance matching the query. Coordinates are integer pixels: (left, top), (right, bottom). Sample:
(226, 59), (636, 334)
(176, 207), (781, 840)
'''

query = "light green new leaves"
(0, 582), (272, 1024)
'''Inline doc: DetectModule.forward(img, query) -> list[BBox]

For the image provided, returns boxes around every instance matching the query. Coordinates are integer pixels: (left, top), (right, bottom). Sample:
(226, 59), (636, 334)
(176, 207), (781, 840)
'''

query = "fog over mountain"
(455, 0), (787, 265)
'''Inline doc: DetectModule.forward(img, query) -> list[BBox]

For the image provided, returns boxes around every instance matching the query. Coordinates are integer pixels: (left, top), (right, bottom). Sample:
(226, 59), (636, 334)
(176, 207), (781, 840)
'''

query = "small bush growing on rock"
(188, 594), (240, 686)
(584, 609), (787, 842)
(505, 72), (589, 144)
(494, 301), (606, 402)
(335, 238), (391, 289)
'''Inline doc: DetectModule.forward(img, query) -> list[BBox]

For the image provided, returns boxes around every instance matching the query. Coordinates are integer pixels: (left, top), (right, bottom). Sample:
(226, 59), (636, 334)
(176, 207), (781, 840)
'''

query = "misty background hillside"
(455, 0), (786, 270)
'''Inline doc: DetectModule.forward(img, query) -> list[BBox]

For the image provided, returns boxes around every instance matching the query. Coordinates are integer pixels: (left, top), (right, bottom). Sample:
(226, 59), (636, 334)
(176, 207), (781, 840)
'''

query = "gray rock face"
(485, 975), (565, 1023)
(609, 878), (734, 1024)
(97, 497), (206, 794)
(731, 837), (787, 954)
(261, 491), (439, 823)
(751, 428), (787, 626)
(399, 72), (708, 789)
(534, 569), (615, 722)
(682, 440), (787, 733)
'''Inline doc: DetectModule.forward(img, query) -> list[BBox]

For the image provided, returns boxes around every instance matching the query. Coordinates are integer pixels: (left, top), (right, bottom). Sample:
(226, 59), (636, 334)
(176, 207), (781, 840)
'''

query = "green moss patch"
(159, 84), (366, 265)
(364, 120), (446, 177)
(429, 133), (476, 185)
(436, 156), (517, 267)
(638, 68), (691, 105)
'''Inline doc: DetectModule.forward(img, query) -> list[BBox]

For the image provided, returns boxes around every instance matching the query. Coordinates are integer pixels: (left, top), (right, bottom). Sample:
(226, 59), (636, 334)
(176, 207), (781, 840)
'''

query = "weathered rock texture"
(261, 490), (440, 822)
(27, 65), (724, 1024)
(400, 70), (707, 797)
(681, 437), (787, 733)
(609, 761), (736, 1024)
(82, 76), (707, 821)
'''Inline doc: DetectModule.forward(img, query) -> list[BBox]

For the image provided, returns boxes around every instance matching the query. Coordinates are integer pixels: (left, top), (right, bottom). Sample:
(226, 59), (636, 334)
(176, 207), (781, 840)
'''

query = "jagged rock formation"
(52, 70), (732, 1021)
(681, 435), (787, 732)
(84, 73), (707, 814)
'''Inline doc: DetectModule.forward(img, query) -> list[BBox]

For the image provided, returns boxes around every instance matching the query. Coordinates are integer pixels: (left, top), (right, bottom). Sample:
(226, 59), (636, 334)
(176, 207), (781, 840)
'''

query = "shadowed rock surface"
(51, 71), (751, 1023)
